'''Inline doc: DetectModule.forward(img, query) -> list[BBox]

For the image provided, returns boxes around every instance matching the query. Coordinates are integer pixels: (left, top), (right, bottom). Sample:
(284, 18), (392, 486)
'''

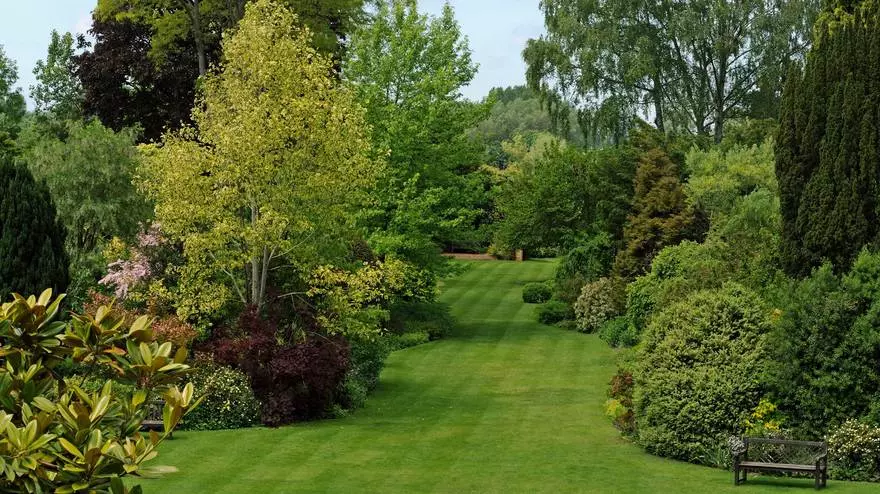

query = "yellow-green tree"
(139, 0), (379, 319)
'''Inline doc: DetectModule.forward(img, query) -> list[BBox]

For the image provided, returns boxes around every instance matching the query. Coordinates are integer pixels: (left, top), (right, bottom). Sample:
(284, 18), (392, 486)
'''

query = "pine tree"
(612, 147), (698, 279)
(0, 159), (69, 298)
(777, 0), (880, 275)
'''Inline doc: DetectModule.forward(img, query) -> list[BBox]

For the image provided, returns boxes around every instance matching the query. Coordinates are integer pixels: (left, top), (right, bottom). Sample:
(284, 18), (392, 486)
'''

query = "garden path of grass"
(143, 260), (875, 493)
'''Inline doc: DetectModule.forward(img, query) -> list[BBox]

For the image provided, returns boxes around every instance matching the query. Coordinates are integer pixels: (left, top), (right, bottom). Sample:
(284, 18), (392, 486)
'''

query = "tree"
(0, 45), (25, 161)
(613, 146), (699, 279)
(345, 0), (490, 265)
(96, 0), (367, 76)
(75, 17), (200, 142)
(776, 0), (880, 276)
(19, 120), (150, 256)
(31, 30), (83, 122)
(0, 160), (69, 299)
(524, 0), (818, 142)
(139, 0), (379, 316)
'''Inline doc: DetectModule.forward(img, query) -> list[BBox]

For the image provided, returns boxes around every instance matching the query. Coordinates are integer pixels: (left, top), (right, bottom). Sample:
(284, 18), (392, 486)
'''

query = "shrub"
(0, 289), (198, 493)
(574, 277), (624, 333)
(536, 300), (573, 325)
(388, 300), (454, 340)
(606, 369), (635, 434)
(634, 283), (771, 464)
(212, 307), (350, 426)
(553, 233), (615, 303)
(522, 282), (552, 303)
(827, 419), (880, 482)
(768, 251), (880, 438)
(599, 316), (639, 348)
(181, 360), (261, 431)
(389, 330), (431, 350)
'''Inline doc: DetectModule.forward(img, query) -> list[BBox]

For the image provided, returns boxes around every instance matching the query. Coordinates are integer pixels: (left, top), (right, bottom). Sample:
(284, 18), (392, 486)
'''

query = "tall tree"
(139, 0), (379, 316)
(0, 45), (26, 161)
(0, 159), (69, 299)
(777, 0), (880, 275)
(31, 30), (83, 122)
(96, 0), (367, 76)
(345, 0), (490, 265)
(525, 0), (818, 142)
(75, 17), (199, 142)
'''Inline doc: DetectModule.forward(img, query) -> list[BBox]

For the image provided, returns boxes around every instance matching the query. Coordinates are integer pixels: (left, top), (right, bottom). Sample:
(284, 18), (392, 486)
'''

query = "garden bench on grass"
(140, 398), (172, 439)
(733, 437), (827, 489)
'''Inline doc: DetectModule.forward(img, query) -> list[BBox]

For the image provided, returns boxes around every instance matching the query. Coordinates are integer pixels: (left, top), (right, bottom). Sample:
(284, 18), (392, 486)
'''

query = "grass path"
(143, 260), (874, 492)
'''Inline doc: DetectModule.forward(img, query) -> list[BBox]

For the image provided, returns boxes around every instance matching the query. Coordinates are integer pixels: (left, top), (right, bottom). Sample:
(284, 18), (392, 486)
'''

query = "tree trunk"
(186, 0), (207, 76)
(652, 76), (665, 133)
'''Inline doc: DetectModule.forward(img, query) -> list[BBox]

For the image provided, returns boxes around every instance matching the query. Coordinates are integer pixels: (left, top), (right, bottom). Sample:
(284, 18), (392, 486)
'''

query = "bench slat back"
(743, 437), (826, 465)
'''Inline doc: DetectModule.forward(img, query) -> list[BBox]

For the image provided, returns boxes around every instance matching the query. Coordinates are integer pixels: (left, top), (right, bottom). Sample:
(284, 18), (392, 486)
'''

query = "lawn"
(141, 260), (876, 493)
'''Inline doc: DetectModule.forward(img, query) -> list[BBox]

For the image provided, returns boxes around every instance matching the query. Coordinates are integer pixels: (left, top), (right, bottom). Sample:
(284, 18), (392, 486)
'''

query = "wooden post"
(515, 249), (524, 262)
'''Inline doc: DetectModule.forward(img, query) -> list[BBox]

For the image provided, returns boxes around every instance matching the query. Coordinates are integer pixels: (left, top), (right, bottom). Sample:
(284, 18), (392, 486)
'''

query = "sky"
(0, 0), (545, 107)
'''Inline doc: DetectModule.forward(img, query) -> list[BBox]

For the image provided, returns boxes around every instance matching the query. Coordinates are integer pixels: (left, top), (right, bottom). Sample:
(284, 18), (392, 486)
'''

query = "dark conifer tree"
(0, 159), (69, 298)
(777, 0), (880, 275)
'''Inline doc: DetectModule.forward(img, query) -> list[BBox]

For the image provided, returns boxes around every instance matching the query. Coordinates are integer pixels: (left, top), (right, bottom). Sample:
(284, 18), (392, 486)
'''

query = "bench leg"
(815, 469), (821, 490)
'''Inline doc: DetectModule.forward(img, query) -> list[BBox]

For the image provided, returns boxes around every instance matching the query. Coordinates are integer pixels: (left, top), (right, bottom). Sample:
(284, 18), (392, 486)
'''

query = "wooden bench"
(140, 398), (172, 438)
(733, 437), (827, 489)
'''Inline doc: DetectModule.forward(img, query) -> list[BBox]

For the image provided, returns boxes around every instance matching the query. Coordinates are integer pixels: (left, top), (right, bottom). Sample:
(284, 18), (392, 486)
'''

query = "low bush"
(599, 316), (639, 348)
(554, 233), (615, 303)
(606, 369), (635, 434)
(634, 283), (771, 464)
(389, 330), (431, 350)
(574, 277), (624, 333)
(522, 282), (552, 303)
(212, 307), (351, 426)
(827, 419), (880, 482)
(536, 300), (573, 325)
(181, 360), (261, 431)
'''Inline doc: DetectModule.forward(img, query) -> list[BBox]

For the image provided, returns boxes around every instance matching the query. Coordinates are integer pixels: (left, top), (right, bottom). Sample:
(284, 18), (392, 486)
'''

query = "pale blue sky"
(0, 0), (544, 107)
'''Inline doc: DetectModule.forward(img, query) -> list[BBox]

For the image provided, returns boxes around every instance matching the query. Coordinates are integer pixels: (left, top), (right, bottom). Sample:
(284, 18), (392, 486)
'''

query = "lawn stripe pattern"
(142, 260), (875, 493)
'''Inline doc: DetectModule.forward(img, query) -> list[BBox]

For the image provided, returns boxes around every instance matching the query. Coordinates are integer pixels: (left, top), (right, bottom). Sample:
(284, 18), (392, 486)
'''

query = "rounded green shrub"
(599, 316), (639, 348)
(536, 300), (573, 325)
(522, 282), (552, 303)
(182, 361), (261, 431)
(574, 277), (624, 333)
(634, 283), (771, 463)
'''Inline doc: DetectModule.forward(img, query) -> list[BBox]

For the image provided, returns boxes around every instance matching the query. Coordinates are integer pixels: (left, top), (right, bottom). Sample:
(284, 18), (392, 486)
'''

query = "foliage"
(0, 160), (69, 299)
(634, 284), (771, 463)
(212, 307), (350, 426)
(776, 1), (880, 276)
(345, 0), (490, 264)
(0, 45), (26, 161)
(536, 300), (573, 325)
(337, 337), (391, 412)
(827, 419), (880, 482)
(684, 140), (777, 218)
(742, 398), (785, 438)
(522, 282), (552, 304)
(30, 30), (82, 123)
(574, 277), (625, 333)
(308, 258), (434, 338)
(613, 147), (699, 280)
(470, 85), (583, 166)
(767, 250), (880, 438)
(387, 300), (454, 340)
(19, 120), (149, 257)
(181, 360), (261, 431)
(0, 289), (199, 493)
(494, 143), (636, 255)
(606, 369), (635, 434)
(139, 0), (379, 319)
(553, 232), (615, 303)
(524, 0), (818, 142)
(598, 316), (639, 348)
(75, 16), (199, 142)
